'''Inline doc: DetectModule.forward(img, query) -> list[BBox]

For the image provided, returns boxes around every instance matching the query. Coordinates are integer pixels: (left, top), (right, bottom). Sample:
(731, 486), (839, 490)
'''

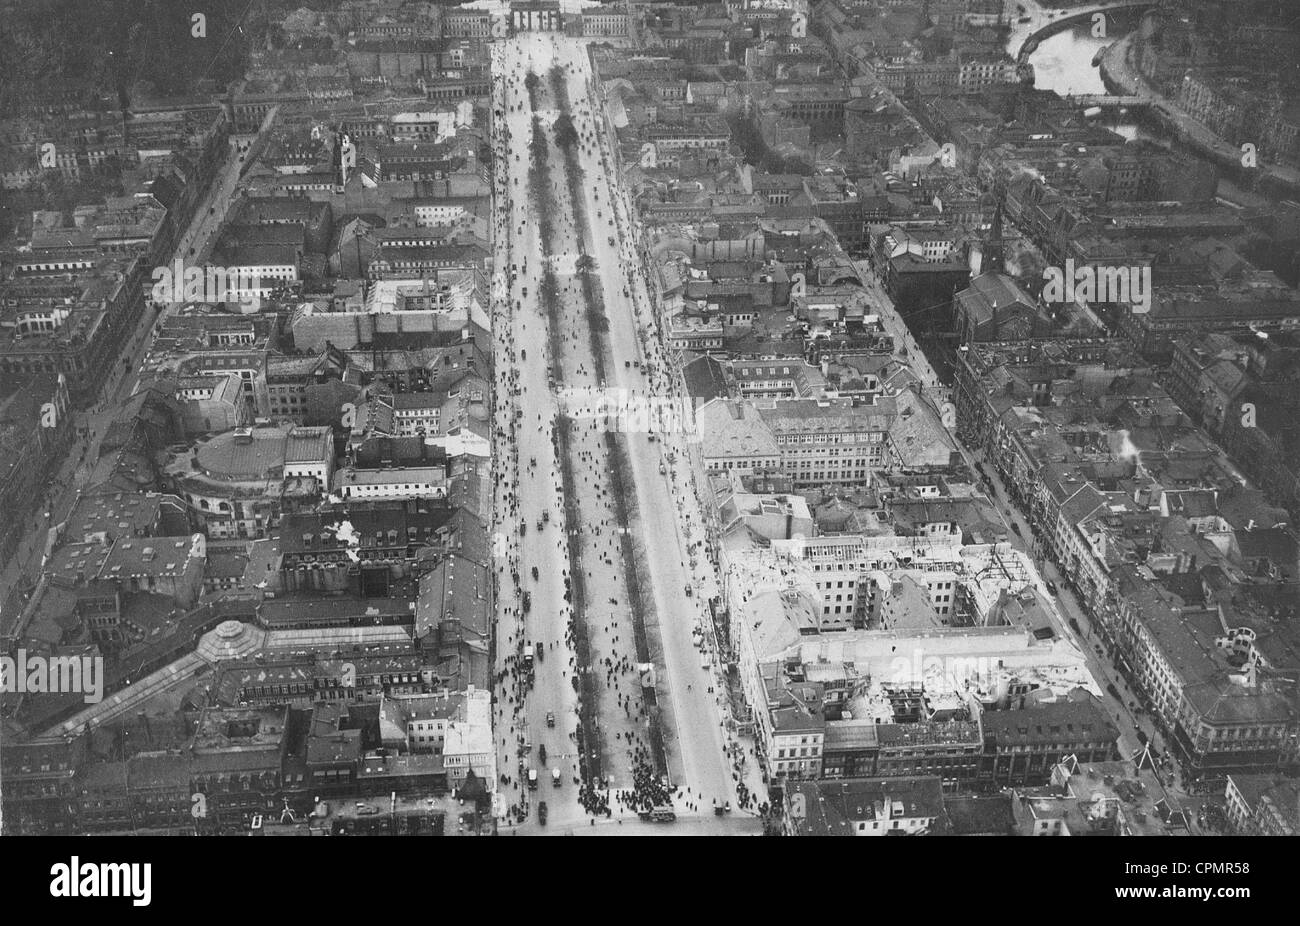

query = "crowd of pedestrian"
(486, 35), (768, 830)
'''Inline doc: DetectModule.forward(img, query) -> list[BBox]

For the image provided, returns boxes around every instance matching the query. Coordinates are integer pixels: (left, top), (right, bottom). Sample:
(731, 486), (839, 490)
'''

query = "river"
(1004, 9), (1283, 206)
(1007, 12), (1148, 140)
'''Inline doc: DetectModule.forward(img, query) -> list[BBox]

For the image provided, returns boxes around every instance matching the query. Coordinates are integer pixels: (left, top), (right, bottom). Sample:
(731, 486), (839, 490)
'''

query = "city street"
(961, 440), (1200, 825)
(488, 34), (754, 834)
(0, 130), (248, 603)
(851, 259), (942, 388)
(6, 0), (1292, 857)
(851, 242), (1197, 820)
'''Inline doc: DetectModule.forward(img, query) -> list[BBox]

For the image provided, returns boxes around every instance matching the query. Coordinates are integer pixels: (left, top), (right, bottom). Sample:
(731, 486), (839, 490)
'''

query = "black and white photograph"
(0, 0), (1293, 906)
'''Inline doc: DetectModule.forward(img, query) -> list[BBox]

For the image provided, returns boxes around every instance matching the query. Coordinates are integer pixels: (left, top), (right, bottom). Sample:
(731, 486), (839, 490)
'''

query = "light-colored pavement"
(488, 36), (584, 830)
(510, 810), (763, 837)
(488, 34), (751, 833)
(559, 38), (739, 811)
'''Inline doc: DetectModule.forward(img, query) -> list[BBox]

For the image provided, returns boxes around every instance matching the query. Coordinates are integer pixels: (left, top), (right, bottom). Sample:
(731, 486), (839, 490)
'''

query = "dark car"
(538, 801), (547, 825)
(1011, 522), (1022, 536)
(1045, 580), (1058, 596)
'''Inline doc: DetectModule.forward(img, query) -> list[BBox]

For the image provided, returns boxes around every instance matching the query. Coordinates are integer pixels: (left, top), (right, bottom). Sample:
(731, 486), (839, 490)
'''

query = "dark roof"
(682, 353), (729, 403)
(127, 752), (192, 791)
(1237, 528), (1298, 564)
(789, 776), (945, 836)
(942, 795), (1016, 836)
(957, 271), (1036, 323)
(981, 696), (1119, 748)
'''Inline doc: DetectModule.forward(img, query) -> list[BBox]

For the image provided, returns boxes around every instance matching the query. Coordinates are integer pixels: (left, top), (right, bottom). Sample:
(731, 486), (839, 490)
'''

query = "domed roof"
(196, 620), (267, 661)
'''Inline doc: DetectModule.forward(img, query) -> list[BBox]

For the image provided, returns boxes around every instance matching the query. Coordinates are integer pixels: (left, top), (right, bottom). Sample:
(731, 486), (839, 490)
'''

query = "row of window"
(777, 432), (884, 445)
(794, 470), (871, 482)
(773, 760), (820, 773)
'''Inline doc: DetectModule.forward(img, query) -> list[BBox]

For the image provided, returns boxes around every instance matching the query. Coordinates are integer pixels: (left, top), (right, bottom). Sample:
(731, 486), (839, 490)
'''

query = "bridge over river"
(1013, 0), (1160, 62)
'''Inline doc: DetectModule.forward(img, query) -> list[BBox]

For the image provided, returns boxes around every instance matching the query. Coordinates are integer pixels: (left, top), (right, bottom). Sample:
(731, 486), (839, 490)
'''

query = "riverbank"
(1100, 31), (1300, 196)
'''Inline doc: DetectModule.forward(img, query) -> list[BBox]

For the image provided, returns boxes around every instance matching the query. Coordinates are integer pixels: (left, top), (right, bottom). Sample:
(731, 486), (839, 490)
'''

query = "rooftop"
(980, 696), (1119, 748)
(181, 426), (332, 480)
(101, 536), (201, 579)
(788, 776), (946, 836)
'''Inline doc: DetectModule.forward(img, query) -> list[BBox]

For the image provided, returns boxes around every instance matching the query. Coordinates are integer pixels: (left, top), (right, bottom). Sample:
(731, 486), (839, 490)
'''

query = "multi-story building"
(0, 373), (73, 563)
(1115, 283), (1300, 362)
(579, 10), (629, 37)
(767, 700), (826, 780)
(784, 776), (946, 836)
(332, 465), (447, 502)
(126, 753), (195, 832)
(511, 0), (562, 31)
(163, 426), (333, 539)
(1166, 332), (1255, 436)
(378, 688), (493, 777)
(756, 392), (956, 485)
(696, 398), (783, 475)
(1, 258), (145, 404)
(954, 273), (1042, 344)
(0, 739), (87, 835)
(441, 10), (492, 39)
(175, 373), (246, 435)
(1224, 774), (1300, 836)
(768, 84), (849, 138)
(189, 706), (288, 827)
(1177, 70), (1300, 165)
(667, 313), (726, 352)
(951, 338), (1153, 503)
(770, 532), (969, 629)
(796, 174), (870, 253)
(391, 392), (442, 436)
(871, 721), (983, 784)
(265, 346), (352, 423)
(761, 397), (894, 486)
(958, 58), (1032, 90)
(380, 692), (462, 753)
(976, 698), (1119, 786)
(1101, 566), (1298, 777)
(645, 117), (732, 154)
